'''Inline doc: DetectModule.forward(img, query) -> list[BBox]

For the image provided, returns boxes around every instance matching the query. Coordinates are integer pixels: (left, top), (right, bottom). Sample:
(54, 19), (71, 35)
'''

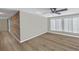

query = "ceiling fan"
(50, 8), (68, 14)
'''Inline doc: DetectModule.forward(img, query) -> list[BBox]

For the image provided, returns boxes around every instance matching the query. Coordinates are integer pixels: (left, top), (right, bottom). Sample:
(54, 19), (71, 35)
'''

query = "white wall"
(20, 11), (48, 42)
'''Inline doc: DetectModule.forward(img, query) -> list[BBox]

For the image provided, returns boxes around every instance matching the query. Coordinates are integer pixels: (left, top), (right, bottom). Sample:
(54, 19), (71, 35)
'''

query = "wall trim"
(20, 32), (47, 43)
(48, 31), (79, 38)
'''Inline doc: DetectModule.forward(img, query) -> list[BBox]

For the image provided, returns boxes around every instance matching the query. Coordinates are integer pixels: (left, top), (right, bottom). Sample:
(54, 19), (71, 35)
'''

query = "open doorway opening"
(0, 19), (8, 32)
(8, 11), (20, 41)
(0, 9), (20, 42)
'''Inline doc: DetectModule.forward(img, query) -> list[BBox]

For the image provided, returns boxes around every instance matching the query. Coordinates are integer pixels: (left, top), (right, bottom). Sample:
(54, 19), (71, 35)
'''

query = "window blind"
(50, 15), (79, 34)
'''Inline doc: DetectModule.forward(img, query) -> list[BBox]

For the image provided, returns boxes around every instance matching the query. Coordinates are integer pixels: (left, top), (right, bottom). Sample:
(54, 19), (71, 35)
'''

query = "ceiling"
(0, 8), (17, 19)
(18, 8), (79, 17)
(0, 8), (79, 19)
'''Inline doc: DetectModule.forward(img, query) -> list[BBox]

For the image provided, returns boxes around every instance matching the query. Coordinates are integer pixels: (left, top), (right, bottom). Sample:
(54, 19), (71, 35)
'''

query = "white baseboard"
(48, 31), (79, 38)
(20, 32), (47, 43)
(9, 31), (79, 43)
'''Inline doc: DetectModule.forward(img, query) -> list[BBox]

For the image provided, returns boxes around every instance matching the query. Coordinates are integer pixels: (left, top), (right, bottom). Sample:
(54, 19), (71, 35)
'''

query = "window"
(50, 19), (56, 31)
(50, 15), (79, 34)
(50, 18), (62, 31)
(55, 19), (62, 31)
(68, 17), (73, 32)
(77, 17), (79, 33)
(63, 18), (69, 32)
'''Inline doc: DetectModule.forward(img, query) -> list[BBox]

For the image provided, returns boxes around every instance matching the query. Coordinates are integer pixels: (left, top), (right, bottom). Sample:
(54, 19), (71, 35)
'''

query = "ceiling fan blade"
(56, 8), (68, 12)
(50, 8), (61, 15)
(50, 8), (54, 13)
(50, 8), (57, 13)
(53, 8), (56, 11)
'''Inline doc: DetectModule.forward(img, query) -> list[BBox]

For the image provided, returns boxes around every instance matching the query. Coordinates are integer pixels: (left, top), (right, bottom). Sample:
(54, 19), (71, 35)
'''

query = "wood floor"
(0, 32), (79, 51)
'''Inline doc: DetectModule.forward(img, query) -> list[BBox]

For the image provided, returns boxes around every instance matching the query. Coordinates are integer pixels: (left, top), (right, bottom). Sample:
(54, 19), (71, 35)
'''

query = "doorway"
(0, 19), (8, 32)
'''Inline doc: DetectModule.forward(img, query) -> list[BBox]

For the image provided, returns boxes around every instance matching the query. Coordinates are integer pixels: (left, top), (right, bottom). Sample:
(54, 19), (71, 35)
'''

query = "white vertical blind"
(68, 17), (73, 32)
(63, 18), (69, 32)
(77, 17), (79, 33)
(50, 19), (56, 31)
(55, 19), (62, 31)
(50, 15), (79, 34)
(73, 17), (78, 33)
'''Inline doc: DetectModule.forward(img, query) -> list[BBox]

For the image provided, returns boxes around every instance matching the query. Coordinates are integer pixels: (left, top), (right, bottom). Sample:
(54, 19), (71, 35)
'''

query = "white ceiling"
(18, 8), (79, 17)
(0, 8), (17, 19)
(0, 8), (79, 19)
